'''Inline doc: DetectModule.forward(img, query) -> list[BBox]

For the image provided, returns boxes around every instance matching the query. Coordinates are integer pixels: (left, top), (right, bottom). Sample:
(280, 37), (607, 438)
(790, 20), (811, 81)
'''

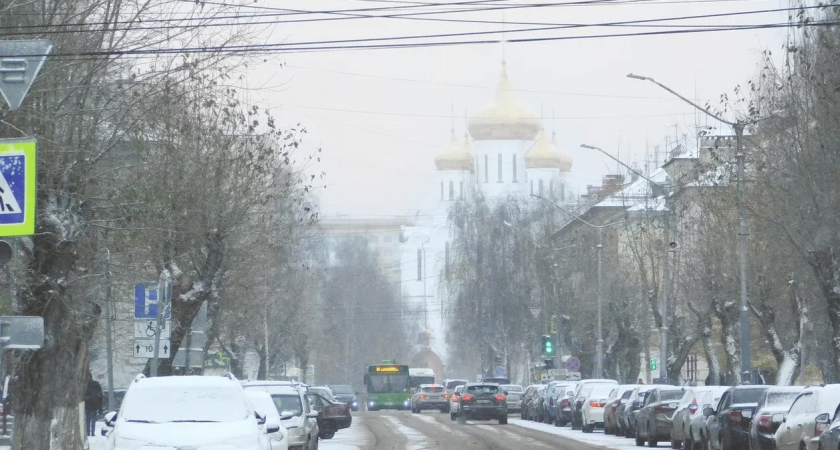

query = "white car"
(774, 384), (840, 450)
(500, 384), (524, 412)
(245, 390), (291, 450)
(450, 385), (466, 421)
(580, 385), (617, 433)
(104, 374), (275, 450)
(242, 381), (321, 450)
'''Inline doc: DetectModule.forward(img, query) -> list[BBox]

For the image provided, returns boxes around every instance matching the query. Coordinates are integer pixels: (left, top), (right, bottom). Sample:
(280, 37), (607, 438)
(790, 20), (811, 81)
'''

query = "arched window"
(459, 181), (464, 199)
(417, 249), (422, 281)
(560, 183), (566, 202)
(512, 155), (518, 183)
(484, 155), (489, 183)
(448, 181), (454, 200)
(530, 180), (534, 195)
(550, 180), (554, 198)
(539, 179), (544, 197)
(440, 182), (444, 200)
(497, 154), (503, 182)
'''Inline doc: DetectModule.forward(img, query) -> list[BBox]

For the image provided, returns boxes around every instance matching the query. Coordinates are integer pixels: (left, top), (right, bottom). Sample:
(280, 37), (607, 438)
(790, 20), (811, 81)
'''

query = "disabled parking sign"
(0, 139), (36, 236)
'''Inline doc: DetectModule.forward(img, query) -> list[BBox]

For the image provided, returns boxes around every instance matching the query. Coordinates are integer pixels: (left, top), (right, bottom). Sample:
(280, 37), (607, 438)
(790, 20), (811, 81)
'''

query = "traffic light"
(541, 335), (554, 354)
(651, 359), (657, 370)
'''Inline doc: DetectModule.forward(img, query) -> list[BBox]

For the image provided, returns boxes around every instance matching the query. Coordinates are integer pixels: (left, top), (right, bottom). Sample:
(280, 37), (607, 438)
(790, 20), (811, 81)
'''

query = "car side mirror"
(772, 413), (785, 424)
(817, 413), (831, 424)
(100, 428), (109, 436)
(703, 406), (715, 417)
(255, 411), (266, 425)
(265, 420), (281, 434)
(280, 411), (295, 420)
(103, 411), (117, 427)
(504, 391), (509, 396)
(306, 411), (320, 419)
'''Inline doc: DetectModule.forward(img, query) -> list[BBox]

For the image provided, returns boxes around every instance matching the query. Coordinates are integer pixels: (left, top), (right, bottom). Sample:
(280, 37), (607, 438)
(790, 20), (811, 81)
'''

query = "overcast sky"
(244, 0), (791, 218)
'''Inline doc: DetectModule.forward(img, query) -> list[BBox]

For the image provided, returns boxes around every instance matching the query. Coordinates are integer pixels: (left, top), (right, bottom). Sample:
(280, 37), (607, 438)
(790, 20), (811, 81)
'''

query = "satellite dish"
(0, 240), (12, 265)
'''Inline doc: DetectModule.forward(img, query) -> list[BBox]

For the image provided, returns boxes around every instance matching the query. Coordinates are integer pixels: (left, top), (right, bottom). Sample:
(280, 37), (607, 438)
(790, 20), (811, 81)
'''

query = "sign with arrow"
(134, 339), (170, 358)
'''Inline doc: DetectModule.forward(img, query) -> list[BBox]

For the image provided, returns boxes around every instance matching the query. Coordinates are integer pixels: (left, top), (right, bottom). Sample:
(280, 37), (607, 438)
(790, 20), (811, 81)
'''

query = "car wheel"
(441, 408), (448, 414)
(320, 431), (335, 440)
(450, 412), (456, 421)
(636, 432), (646, 446)
(499, 414), (508, 425)
(648, 432), (658, 448)
(458, 413), (466, 425)
(307, 434), (319, 450)
(686, 432), (693, 450)
(672, 438), (681, 449)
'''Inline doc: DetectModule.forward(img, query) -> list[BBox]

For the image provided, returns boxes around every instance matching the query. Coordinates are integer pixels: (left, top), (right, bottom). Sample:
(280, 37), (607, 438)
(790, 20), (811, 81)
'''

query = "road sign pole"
(150, 271), (170, 377)
(103, 251), (115, 410)
(184, 327), (191, 375)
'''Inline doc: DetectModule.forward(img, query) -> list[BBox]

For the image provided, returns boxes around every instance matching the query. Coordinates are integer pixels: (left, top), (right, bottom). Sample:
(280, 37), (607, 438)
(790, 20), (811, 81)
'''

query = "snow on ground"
(510, 419), (672, 449)
(87, 421), (107, 450)
(381, 414), (433, 450)
(322, 414), (374, 450)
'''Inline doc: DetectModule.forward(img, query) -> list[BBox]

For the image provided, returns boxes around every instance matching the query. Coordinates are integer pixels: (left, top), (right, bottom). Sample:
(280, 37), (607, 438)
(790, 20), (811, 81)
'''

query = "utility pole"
(103, 251), (115, 409)
(595, 228), (604, 379)
(151, 270), (170, 377)
(734, 123), (752, 381)
(660, 215), (671, 383)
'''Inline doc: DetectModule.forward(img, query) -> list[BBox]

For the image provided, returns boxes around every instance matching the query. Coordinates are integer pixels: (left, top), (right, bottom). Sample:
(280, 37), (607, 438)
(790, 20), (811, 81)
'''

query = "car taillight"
(729, 410), (742, 423)
(495, 394), (506, 401)
(561, 398), (570, 408)
(419, 394), (426, 399)
(688, 403), (698, 415)
(757, 414), (773, 431)
(451, 396), (459, 403)
(816, 422), (828, 437)
(590, 401), (605, 408)
(461, 394), (474, 402)
(444, 393), (449, 399)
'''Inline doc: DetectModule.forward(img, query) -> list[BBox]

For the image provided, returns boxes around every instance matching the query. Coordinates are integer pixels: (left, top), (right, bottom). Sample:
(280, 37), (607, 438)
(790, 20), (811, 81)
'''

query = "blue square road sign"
(134, 282), (171, 319)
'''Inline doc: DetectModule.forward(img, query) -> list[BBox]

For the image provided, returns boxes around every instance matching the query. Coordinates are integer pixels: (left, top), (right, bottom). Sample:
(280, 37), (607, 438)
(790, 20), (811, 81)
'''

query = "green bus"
(363, 361), (411, 411)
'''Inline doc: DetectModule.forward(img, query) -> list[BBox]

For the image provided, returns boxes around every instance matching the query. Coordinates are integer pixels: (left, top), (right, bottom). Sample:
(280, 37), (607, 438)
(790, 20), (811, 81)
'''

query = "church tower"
(434, 128), (474, 204)
(525, 129), (573, 200)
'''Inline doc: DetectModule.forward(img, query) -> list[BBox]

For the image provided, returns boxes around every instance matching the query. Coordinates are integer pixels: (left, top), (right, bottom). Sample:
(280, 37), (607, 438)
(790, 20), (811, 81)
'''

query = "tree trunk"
(13, 235), (100, 450)
(808, 248), (840, 380)
(717, 300), (742, 385)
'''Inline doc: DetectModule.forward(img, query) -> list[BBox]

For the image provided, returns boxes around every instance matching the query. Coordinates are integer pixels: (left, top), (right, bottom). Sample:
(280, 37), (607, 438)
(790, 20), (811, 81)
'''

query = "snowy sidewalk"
(510, 419), (672, 449)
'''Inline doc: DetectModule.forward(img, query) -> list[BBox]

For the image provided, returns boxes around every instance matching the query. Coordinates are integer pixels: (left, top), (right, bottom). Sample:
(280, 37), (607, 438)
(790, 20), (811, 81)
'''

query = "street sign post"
(565, 357), (581, 372)
(134, 339), (170, 358)
(0, 140), (36, 237)
(0, 40), (53, 111)
(134, 282), (170, 320)
(133, 319), (171, 339)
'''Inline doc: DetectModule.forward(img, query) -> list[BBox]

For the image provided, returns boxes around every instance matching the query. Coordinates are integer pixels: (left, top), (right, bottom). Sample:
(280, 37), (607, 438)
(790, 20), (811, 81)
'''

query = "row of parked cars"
(100, 374), (356, 450)
(518, 378), (840, 450)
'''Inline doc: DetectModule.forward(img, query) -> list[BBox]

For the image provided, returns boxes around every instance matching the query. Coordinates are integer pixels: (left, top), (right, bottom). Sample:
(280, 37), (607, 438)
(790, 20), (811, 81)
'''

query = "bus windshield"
(368, 374), (410, 393)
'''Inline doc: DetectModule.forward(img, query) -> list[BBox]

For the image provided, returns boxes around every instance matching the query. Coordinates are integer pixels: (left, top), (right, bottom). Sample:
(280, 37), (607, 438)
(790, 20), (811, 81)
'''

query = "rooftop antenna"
(501, 11), (507, 65)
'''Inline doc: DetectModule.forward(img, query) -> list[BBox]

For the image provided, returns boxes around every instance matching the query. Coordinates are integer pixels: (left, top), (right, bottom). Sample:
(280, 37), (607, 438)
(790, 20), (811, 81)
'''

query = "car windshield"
(661, 390), (684, 401)
(422, 386), (444, 393)
(272, 394), (303, 417)
(467, 385), (499, 394)
(766, 392), (800, 407)
(121, 386), (250, 423)
(330, 385), (353, 395)
(734, 389), (766, 404)
(368, 375), (410, 393)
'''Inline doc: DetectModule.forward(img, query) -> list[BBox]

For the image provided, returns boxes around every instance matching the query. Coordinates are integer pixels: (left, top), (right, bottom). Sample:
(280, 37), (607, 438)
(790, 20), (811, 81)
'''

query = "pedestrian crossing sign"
(0, 139), (36, 236)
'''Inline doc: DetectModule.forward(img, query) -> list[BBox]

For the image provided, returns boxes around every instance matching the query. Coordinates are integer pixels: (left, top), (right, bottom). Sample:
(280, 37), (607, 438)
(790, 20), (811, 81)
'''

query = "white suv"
(104, 374), (274, 450)
(242, 381), (321, 450)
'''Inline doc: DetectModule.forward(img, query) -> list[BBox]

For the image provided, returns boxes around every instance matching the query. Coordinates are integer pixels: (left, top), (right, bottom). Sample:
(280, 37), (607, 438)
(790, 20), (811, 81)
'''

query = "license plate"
(477, 400), (491, 404)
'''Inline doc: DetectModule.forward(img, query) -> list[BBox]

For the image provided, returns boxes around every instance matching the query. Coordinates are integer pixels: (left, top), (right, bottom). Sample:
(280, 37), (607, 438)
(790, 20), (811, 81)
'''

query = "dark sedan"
(818, 404), (840, 450)
(749, 386), (803, 450)
(705, 384), (769, 450)
(456, 383), (508, 425)
(634, 386), (685, 447)
(306, 392), (352, 440)
(328, 384), (359, 411)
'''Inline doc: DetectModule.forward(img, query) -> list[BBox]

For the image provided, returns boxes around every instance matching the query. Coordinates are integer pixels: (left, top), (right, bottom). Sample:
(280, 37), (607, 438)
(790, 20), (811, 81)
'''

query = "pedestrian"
(637, 378), (644, 385)
(84, 372), (103, 437)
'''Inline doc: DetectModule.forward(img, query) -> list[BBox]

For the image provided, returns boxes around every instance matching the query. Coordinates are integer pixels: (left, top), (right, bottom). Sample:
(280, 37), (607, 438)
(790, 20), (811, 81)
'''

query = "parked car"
(774, 384), (840, 450)
(534, 385), (551, 423)
(604, 385), (637, 435)
(554, 383), (579, 427)
(817, 401), (840, 450)
(456, 383), (508, 425)
(242, 381), (321, 450)
(580, 385), (618, 433)
(450, 385), (466, 421)
(520, 384), (543, 420)
(571, 379), (619, 430)
(308, 386), (335, 402)
(306, 391), (352, 440)
(749, 386), (803, 450)
(686, 387), (729, 450)
(410, 384), (449, 413)
(634, 386), (685, 447)
(328, 384), (359, 411)
(543, 381), (568, 424)
(672, 386), (725, 449)
(245, 390), (291, 450)
(444, 379), (469, 395)
(705, 384), (769, 450)
(104, 374), (276, 450)
(621, 385), (668, 438)
(500, 384), (524, 413)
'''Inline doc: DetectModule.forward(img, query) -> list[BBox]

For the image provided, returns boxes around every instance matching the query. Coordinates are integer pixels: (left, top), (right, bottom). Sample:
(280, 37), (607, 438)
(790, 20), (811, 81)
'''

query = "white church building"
(400, 59), (573, 367)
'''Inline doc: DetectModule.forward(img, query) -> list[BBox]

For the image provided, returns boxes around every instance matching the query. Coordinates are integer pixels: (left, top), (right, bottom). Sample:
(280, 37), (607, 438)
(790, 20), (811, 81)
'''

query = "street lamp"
(626, 73), (764, 381)
(577, 143), (674, 382)
(531, 193), (623, 379)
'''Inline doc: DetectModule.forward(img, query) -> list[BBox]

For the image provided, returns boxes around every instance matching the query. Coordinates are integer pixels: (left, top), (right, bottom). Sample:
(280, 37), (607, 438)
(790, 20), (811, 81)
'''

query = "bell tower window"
(449, 181), (454, 200)
(484, 155), (489, 183)
(512, 155), (518, 183)
(497, 154), (503, 182)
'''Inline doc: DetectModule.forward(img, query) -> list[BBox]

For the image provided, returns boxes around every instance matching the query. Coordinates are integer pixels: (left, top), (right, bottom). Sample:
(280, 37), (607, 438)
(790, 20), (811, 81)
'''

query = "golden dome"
(435, 129), (473, 171)
(468, 62), (541, 141)
(552, 130), (573, 171)
(525, 129), (572, 171)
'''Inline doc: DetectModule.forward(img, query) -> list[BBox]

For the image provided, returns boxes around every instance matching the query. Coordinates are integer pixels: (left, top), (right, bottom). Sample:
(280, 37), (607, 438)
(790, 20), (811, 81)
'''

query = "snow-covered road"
(87, 411), (673, 449)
